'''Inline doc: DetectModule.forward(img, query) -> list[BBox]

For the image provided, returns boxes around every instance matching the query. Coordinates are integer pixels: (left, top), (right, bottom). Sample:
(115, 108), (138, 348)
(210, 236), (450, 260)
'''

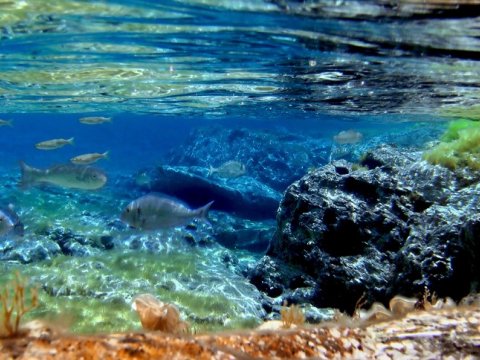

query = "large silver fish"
(19, 161), (107, 190)
(0, 204), (24, 237)
(121, 194), (214, 230)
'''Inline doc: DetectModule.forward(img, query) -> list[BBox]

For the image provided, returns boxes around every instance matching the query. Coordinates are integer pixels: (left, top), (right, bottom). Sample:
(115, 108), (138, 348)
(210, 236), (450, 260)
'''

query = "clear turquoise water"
(0, 0), (479, 334)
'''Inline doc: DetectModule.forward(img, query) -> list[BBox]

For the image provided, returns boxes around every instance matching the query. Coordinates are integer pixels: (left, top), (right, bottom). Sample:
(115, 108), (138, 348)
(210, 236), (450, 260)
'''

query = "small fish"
(121, 193), (214, 230)
(19, 161), (107, 190)
(333, 130), (363, 145)
(35, 137), (74, 150)
(79, 116), (112, 125)
(0, 119), (13, 127)
(135, 170), (152, 189)
(208, 161), (246, 178)
(70, 151), (109, 165)
(0, 204), (24, 237)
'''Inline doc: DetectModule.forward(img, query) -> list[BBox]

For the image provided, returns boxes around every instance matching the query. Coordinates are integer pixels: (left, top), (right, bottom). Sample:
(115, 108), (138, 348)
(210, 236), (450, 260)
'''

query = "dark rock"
(210, 212), (275, 253)
(247, 256), (316, 299)
(49, 227), (102, 257)
(248, 256), (286, 298)
(183, 233), (196, 246)
(250, 145), (480, 313)
(99, 235), (114, 250)
(0, 237), (61, 264)
(136, 165), (281, 220)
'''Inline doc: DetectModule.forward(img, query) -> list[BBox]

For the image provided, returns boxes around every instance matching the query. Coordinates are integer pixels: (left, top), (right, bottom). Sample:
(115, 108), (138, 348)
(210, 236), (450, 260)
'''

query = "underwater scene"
(1, 0), (480, 351)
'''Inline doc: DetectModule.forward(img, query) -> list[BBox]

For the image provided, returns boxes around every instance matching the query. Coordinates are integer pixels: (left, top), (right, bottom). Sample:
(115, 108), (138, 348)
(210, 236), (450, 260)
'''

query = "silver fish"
(121, 194), (214, 230)
(35, 137), (74, 150)
(70, 151), (109, 165)
(79, 116), (112, 125)
(135, 170), (152, 189)
(0, 204), (24, 237)
(19, 161), (107, 190)
(0, 119), (13, 127)
(208, 161), (246, 178)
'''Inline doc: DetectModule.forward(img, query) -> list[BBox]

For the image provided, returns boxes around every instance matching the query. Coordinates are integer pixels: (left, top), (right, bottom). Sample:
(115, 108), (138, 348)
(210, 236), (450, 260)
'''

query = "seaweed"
(280, 301), (305, 329)
(0, 272), (38, 337)
(423, 119), (480, 170)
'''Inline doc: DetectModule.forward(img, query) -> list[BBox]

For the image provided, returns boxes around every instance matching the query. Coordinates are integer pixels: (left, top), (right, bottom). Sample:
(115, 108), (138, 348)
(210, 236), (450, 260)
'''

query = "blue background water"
(0, 112), (430, 174)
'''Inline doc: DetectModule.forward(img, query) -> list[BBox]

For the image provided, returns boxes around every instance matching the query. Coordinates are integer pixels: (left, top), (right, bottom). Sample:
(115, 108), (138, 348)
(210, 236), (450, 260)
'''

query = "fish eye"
(126, 208), (130, 213)
(137, 208), (141, 215)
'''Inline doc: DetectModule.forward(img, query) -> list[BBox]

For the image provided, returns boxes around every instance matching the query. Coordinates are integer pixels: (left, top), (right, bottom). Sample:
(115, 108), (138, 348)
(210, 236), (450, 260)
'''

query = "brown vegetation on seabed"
(0, 304), (478, 359)
(0, 272), (38, 338)
(1, 281), (479, 359)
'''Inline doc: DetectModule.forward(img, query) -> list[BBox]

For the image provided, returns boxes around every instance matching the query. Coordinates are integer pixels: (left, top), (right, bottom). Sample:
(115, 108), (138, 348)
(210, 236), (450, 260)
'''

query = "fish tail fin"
(103, 150), (109, 159)
(68, 137), (75, 145)
(18, 161), (40, 189)
(196, 200), (214, 220)
(7, 120), (13, 127)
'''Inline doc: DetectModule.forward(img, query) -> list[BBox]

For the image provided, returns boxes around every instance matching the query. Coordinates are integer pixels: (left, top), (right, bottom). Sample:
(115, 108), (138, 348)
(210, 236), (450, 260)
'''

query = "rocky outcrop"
(166, 127), (331, 191)
(249, 145), (480, 312)
(210, 212), (275, 253)
(135, 165), (282, 220)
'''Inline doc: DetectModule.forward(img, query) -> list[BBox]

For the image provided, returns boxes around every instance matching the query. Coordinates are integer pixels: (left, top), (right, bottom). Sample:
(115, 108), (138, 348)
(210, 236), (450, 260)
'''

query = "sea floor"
(1, 303), (479, 359)
(0, 165), (276, 334)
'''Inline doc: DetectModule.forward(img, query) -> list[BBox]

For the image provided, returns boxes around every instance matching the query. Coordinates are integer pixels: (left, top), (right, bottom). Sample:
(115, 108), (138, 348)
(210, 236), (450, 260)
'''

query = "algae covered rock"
(423, 119), (480, 172)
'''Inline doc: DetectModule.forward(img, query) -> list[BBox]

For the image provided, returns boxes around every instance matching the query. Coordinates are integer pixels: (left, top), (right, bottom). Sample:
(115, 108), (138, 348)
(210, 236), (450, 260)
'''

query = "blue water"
(0, 0), (479, 334)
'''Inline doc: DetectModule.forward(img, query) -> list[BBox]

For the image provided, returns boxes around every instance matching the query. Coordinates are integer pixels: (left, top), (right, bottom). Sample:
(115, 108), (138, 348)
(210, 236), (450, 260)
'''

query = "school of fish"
(1, 116), (364, 239)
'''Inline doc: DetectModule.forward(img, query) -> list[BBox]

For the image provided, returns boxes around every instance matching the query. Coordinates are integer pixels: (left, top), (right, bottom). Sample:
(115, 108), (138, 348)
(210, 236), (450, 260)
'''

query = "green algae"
(423, 119), (480, 171)
(441, 105), (480, 121)
(29, 295), (140, 334)
(2, 250), (260, 334)
(440, 119), (480, 142)
(13, 188), (118, 238)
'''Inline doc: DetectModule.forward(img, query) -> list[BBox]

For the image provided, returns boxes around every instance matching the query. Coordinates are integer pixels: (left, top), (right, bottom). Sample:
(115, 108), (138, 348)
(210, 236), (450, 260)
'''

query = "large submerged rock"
(135, 165), (282, 220)
(249, 145), (480, 312)
(166, 127), (331, 191)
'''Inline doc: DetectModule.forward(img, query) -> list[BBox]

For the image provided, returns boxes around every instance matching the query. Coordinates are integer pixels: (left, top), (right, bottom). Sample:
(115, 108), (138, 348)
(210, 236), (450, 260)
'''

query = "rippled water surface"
(1, 0), (480, 116)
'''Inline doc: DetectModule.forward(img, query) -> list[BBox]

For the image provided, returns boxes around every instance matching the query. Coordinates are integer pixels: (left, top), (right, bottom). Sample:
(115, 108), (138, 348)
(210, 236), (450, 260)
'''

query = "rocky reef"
(249, 144), (480, 312)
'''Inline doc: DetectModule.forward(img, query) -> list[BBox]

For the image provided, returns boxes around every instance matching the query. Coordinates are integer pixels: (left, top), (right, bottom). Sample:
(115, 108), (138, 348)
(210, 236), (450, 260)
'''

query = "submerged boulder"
(249, 145), (480, 312)
(135, 165), (282, 220)
(166, 127), (330, 191)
